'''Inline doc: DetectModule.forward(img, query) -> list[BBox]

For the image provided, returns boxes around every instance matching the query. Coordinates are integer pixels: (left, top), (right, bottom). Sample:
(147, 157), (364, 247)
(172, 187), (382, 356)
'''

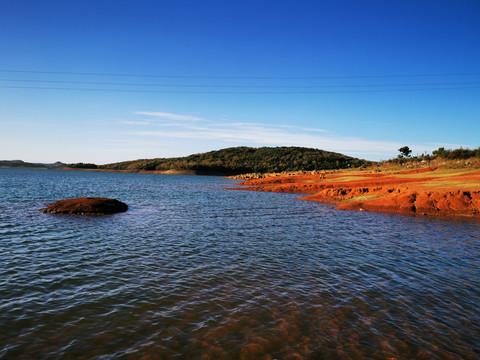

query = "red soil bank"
(232, 166), (480, 219)
(305, 187), (480, 218)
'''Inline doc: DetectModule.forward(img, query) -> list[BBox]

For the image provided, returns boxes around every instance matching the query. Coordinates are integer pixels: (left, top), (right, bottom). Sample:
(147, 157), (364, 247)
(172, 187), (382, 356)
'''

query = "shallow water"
(1, 168), (479, 359)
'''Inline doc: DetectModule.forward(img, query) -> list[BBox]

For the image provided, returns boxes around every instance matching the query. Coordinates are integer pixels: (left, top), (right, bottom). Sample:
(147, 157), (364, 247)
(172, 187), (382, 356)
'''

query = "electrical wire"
(1, 85), (479, 94)
(1, 78), (480, 88)
(1, 68), (479, 93)
(1, 68), (479, 79)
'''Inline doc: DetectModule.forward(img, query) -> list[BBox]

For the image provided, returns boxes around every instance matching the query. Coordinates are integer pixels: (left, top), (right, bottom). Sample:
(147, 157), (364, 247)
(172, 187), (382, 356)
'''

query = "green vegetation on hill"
(389, 146), (480, 164)
(67, 162), (98, 169)
(431, 147), (480, 159)
(100, 146), (372, 175)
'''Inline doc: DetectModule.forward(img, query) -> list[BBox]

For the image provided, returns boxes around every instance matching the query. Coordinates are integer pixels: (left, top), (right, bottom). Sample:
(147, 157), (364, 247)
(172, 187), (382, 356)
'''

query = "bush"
(448, 148), (476, 159)
(68, 162), (98, 169)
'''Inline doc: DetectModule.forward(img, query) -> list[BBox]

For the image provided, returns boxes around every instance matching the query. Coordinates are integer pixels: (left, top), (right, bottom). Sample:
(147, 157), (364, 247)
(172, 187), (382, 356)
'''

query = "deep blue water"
(1, 168), (479, 359)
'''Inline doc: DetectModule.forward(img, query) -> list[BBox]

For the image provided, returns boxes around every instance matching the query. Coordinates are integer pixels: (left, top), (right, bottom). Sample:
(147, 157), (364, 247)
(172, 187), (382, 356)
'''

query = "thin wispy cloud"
(133, 128), (394, 149)
(128, 112), (329, 134)
(135, 111), (204, 122)
(212, 122), (329, 133)
(119, 120), (151, 125)
(277, 125), (329, 133)
(129, 119), (401, 158)
(129, 111), (353, 148)
(125, 110), (458, 160)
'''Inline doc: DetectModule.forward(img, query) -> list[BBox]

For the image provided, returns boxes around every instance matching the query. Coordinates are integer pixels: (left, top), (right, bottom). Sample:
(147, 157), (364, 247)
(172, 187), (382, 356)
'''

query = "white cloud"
(126, 110), (463, 161)
(275, 124), (329, 133)
(135, 111), (204, 122)
(119, 120), (151, 125)
(130, 120), (405, 159)
(210, 121), (329, 133)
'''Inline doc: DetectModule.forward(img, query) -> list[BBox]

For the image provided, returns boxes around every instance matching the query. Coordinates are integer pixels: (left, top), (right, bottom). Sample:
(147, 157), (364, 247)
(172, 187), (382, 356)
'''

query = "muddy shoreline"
(230, 163), (480, 219)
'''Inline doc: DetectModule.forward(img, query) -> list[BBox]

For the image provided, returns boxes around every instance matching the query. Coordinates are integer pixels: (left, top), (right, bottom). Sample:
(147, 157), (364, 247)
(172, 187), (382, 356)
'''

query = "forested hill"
(98, 147), (372, 175)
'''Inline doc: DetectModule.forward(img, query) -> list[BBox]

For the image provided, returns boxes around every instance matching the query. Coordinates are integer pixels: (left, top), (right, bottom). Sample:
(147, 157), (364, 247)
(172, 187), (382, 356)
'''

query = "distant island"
(68, 146), (372, 175)
(0, 160), (67, 169)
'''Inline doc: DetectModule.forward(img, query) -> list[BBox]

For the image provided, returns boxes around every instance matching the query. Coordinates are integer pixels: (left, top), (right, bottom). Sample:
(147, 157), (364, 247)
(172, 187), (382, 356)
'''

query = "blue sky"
(1, 0), (479, 163)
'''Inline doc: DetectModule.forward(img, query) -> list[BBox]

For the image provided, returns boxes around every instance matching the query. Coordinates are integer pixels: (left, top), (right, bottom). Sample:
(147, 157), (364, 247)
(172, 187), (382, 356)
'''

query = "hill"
(98, 147), (372, 175)
(0, 160), (67, 169)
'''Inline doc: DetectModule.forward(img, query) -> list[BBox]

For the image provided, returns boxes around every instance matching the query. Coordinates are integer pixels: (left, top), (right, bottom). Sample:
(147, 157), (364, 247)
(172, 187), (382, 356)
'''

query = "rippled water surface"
(1, 168), (479, 359)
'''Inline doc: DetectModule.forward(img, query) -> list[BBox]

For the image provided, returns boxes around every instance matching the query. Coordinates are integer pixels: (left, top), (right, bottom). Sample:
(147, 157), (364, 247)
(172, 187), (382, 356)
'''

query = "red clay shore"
(229, 160), (480, 219)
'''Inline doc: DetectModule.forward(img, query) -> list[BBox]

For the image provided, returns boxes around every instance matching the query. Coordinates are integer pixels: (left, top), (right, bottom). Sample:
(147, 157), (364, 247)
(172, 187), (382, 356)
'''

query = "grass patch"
(344, 195), (383, 202)
(322, 176), (372, 183)
(417, 180), (480, 189)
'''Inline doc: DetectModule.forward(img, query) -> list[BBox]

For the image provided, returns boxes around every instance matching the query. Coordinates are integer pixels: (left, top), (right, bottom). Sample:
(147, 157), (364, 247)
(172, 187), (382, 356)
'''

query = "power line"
(1, 78), (480, 88)
(2, 85), (479, 94)
(1, 68), (479, 80)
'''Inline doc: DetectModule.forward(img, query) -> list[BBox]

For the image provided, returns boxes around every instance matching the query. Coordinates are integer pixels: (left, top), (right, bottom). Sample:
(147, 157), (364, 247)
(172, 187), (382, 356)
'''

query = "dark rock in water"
(43, 197), (128, 215)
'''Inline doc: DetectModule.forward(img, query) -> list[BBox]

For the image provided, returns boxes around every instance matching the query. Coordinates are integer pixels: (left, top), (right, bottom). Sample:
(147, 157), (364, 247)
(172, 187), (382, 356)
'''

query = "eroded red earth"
(230, 165), (480, 219)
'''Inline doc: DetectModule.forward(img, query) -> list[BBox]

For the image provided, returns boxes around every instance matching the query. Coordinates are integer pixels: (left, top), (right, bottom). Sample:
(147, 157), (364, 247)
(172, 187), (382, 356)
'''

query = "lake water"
(1, 168), (479, 359)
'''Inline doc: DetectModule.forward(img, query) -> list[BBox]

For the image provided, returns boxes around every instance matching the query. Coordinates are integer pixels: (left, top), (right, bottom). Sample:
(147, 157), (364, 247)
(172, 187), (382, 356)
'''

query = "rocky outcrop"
(43, 197), (128, 215)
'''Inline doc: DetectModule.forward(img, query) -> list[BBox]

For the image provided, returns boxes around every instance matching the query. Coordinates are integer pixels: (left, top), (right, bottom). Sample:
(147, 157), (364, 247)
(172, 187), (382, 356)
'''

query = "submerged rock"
(43, 197), (128, 215)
